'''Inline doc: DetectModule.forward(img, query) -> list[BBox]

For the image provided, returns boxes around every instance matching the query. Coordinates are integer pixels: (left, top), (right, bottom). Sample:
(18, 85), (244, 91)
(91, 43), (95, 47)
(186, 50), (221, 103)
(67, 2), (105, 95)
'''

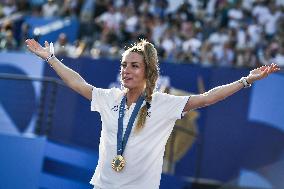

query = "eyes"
(121, 63), (139, 69)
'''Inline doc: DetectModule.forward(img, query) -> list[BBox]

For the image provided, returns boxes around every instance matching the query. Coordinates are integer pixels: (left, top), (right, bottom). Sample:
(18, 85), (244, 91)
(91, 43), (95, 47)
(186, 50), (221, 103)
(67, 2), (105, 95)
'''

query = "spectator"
(200, 41), (215, 66)
(262, 3), (282, 39)
(208, 27), (229, 61)
(247, 16), (262, 46)
(215, 41), (235, 67)
(266, 42), (284, 67)
(79, 0), (95, 23)
(54, 33), (72, 56)
(2, 0), (17, 17)
(124, 5), (139, 34)
(42, 0), (59, 18)
(227, 1), (244, 29)
(0, 30), (17, 51)
(206, 0), (217, 18)
(0, 19), (13, 43)
(182, 32), (202, 64)
(160, 27), (181, 60)
(151, 16), (167, 45)
(60, 0), (80, 18)
(68, 39), (86, 58)
(252, 1), (270, 25)
(272, 45), (284, 67)
(151, 0), (169, 18)
(18, 22), (30, 50)
(95, 5), (124, 31)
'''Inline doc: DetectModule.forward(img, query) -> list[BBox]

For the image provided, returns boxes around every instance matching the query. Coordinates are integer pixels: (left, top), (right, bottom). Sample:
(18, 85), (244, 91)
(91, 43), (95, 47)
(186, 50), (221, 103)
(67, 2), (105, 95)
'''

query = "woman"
(25, 39), (280, 189)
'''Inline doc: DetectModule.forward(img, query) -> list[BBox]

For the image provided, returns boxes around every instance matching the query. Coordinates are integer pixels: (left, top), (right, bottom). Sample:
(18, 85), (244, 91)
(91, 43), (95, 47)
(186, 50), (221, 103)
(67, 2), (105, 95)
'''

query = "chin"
(124, 86), (134, 90)
(122, 85), (139, 91)
(121, 83), (128, 88)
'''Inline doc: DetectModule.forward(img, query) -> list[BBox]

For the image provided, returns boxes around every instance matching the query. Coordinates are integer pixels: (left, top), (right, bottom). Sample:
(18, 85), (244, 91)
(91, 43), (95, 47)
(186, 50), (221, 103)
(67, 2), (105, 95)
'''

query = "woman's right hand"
(25, 39), (51, 60)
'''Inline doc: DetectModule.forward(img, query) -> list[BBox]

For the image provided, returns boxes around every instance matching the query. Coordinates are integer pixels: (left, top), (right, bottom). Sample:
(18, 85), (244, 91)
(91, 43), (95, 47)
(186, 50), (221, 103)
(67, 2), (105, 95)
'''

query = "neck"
(126, 88), (144, 107)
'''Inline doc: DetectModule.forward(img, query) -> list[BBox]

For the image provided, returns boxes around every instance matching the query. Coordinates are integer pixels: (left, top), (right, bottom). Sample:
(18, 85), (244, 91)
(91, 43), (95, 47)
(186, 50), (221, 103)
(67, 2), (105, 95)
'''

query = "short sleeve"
(90, 87), (122, 112)
(152, 92), (190, 120)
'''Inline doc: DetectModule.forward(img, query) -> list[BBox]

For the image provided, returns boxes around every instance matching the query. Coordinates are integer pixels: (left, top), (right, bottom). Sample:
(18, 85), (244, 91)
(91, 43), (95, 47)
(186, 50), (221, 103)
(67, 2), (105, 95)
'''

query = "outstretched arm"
(183, 64), (280, 112)
(25, 39), (93, 100)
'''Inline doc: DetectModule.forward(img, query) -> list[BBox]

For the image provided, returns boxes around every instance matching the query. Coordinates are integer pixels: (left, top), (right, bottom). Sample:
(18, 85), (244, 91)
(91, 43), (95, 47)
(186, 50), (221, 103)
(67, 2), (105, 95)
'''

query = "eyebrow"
(121, 61), (141, 65)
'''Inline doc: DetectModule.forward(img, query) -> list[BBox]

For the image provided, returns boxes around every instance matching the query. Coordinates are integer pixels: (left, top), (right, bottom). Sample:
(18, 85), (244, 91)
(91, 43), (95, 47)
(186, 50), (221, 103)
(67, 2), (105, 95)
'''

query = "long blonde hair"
(122, 39), (159, 132)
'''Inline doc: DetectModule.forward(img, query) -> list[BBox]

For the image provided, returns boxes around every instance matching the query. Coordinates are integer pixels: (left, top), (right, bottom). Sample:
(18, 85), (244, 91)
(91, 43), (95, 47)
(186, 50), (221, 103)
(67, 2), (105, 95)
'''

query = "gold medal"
(112, 155), (125, 172)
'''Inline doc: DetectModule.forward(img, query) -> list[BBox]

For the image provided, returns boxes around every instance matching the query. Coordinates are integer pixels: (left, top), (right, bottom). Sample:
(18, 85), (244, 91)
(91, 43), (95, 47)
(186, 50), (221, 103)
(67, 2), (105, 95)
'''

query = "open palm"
(248, 63), (281, 83)
(25, 39), (51, 60)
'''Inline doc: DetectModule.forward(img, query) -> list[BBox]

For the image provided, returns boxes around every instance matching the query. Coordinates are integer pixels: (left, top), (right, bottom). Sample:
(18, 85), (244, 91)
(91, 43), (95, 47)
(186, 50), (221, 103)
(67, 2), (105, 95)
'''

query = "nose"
(122, 65), (131, 74)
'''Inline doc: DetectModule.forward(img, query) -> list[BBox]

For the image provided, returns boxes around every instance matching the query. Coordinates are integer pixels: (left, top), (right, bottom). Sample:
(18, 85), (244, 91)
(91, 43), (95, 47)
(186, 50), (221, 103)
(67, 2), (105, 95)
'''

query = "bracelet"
(45, 53), (55, 67)
(238, 77), (252, 88)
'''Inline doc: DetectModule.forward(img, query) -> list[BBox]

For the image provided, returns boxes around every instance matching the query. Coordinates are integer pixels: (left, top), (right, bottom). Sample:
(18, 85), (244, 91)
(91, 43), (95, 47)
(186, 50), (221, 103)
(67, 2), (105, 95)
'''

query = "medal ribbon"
(117, 94), (144, 156)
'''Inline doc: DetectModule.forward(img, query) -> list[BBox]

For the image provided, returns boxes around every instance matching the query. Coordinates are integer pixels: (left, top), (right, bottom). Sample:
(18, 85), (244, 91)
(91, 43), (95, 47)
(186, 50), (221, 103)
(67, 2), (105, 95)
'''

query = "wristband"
(46, 42), (55, 66)
(45, 53), (55, 67)
(238, 77), (252, 88)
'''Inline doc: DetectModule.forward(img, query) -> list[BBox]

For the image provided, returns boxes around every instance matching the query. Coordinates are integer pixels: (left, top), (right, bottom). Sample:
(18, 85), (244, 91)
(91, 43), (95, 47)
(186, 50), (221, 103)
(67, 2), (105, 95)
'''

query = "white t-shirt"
(97, 12), (124, 30)
(228, 8), (243, 28)
(263, 11), (282, 35)
(42, 3), (59, 18)
(90, 87), (189, 189)
(252, 5), (270, 25)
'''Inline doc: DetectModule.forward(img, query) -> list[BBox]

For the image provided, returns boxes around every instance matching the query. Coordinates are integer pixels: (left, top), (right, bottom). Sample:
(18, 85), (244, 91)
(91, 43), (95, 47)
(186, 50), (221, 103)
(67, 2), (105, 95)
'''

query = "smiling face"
(121, 51), (146, 91)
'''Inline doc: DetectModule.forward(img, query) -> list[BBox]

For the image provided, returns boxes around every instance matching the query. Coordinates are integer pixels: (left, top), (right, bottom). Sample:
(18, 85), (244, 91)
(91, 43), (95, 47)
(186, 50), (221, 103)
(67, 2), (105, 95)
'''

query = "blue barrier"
(0, 134), (46, 189)
(0, 133), (98, 189)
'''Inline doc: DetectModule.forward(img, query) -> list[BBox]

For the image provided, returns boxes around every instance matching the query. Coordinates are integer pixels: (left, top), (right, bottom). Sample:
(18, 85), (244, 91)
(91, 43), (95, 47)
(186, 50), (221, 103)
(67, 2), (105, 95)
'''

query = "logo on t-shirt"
(111, 104), (151, 117)
(111, 105), (119, 112)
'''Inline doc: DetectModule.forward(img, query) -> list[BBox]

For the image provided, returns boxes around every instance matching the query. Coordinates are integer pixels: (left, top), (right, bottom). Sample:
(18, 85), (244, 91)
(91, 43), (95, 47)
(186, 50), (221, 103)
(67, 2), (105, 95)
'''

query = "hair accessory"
(146, 101), (151, 109)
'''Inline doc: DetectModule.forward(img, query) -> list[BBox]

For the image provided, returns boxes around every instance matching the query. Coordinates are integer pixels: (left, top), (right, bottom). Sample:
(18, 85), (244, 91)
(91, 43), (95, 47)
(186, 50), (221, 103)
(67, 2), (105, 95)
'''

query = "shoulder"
(152, 91), (169, 98)
(152, 91), (189, 104)
(91, 87), (124, 112)
(92, 87), (124, 101)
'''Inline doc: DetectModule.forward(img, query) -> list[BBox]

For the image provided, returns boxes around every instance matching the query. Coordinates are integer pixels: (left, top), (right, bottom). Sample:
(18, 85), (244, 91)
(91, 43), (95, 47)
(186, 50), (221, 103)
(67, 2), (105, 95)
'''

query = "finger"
(269, 65), (274, 74)
(272, 64), (278, 71)
(27, 39), (37, 49)
(26, 39), (42, 52)
(25, 39), (30, 44)
(272, 66), (281, 72)
(259, 66), (266, 71)
(45, 41), (50, 48)
(261, 67), (269, 77)
(30, 39), (41, 49)
(259, 65), (268, 71)
(26, 44), (34, 52)
(271, 63), (277, 69)
(272, 63), (280, 70)
(25, 39), (34, 48)
(267, 65), (273, 73)
(274, 64), (280, 69)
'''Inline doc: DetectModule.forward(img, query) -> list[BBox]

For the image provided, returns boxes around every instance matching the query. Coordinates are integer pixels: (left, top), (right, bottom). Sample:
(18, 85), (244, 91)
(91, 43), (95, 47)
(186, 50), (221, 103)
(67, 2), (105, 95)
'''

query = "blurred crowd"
(0, 0), (284, 67)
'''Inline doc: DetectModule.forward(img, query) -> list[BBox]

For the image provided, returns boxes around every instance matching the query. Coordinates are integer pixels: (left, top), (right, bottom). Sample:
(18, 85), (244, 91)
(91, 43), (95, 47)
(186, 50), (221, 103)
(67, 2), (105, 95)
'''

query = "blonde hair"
(122, 39), (159, 132)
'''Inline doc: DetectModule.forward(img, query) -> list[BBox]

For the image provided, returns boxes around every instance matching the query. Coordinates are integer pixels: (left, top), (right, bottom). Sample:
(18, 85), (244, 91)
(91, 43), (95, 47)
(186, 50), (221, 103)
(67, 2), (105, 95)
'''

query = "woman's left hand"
(247, 63), (281, 84)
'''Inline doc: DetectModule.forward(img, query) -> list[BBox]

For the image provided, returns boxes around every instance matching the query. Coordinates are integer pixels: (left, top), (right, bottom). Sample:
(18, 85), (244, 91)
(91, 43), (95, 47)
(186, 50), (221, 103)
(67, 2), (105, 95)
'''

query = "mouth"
(123, 76), (132, 82)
